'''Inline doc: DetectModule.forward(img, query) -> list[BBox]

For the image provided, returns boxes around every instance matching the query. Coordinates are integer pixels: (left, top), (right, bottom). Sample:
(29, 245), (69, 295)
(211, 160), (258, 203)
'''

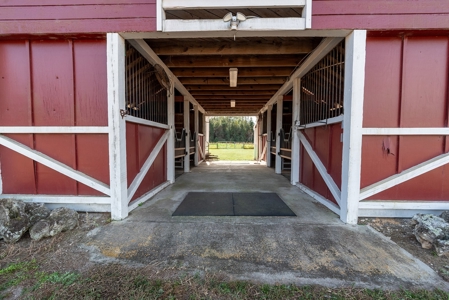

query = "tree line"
(209, 117), (255, 143)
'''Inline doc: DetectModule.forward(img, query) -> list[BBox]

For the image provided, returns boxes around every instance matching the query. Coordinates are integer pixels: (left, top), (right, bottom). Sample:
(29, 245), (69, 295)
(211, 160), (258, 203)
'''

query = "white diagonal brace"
(359, 152), (449, 201)
(127, 130), (169, 202)
(0, 134), (110, 195)
(197, 139), (204, 159)
(298, 131), (341, 206)
(260, 142), (267, 162)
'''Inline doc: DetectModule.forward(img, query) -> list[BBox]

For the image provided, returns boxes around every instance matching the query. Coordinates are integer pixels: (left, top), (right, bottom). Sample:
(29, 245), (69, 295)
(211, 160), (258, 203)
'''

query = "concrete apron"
(86, 162), (448, 290)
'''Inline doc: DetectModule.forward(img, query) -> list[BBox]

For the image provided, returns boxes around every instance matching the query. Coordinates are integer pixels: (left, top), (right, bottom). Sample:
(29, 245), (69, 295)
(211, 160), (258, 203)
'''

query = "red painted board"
(76, 134), (109, 195)
(329, 123), (342, 188)
(0, 4), (156, 20)
(363, 37), (402, 128)
(313, 1), (449, 15)
(401, 37), (448, 128)
(300, 145), (314, 190)
(126, 122), (139, 187)
(34, 134), (77, 194)
(312, 14), (449, 30)
(73, 39), (107, 126)
(153, 143), (166, 187)
(138, 125), (164, 168)
(314, 126), (330, 169)
(0, 40), (31, 126)
(132, 163), (154, 202)
(0, 0), (156, 5)
(0, 18), (157, 35)
(399, 136), (444, 171)
(0, 134), (36, 194)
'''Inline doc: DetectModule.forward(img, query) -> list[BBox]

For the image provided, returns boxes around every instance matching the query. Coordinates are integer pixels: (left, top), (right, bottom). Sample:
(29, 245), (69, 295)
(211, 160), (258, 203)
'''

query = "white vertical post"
(203, 114), (207, 157)
(340, 30), (367, 224)
(266, 105), (272, 167)
(156, 0), (164, 31)
(291, 78), (301, 185)
(275, 96), (283, 174)
(167, 85), (175, 183)
(194, 105), (199, 166)
(107, 33), (128, 220)
(184, 97), (190, 172)
(253, 120), (258, 160)
(0, 160), (3, 194)
(205, 116), (210, 155)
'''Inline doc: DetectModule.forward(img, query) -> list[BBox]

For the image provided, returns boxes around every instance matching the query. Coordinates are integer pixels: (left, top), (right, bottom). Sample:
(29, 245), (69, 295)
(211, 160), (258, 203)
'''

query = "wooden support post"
(258, 117), (263, 160)
(340, 30), (367, 224)
(205, 116), (210, 155)
(275, 96), (283, 174)
(107, 33), (128, 220)
(203, 114), (207, 157)
(167, 85), (175, 183)
(266, 105), (272, 167)
(194, 105), (199, 166)
(291, 78), (300, 185)
(184, 97), (190, 172)
(253, 120), (258, 160)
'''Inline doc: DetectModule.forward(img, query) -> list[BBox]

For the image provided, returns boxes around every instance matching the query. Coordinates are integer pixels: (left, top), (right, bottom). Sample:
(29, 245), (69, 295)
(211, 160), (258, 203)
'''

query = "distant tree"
(209, 117), (254, 142)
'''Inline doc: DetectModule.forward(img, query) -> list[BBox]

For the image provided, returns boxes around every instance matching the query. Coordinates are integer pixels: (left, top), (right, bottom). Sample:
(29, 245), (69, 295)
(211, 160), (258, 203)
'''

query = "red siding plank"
(328, 123), (342, 188)
(0, 5), (156, 20)
(126, 122), (139, 187)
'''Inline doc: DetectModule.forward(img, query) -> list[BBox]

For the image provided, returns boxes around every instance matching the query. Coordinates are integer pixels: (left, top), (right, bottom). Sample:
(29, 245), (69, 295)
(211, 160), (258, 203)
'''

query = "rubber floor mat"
(172, 192), (295, 217)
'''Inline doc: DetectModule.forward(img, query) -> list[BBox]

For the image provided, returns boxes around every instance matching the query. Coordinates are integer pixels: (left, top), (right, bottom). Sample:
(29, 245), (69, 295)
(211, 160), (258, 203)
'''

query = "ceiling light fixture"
(223, 12), (247, 30)
(231, 100), (236, 108)
(229, 68), (238, 87)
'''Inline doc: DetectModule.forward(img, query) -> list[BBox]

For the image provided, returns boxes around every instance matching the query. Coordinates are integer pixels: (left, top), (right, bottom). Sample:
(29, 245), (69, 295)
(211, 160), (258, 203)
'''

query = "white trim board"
(359, 152), (449, 201)
(362, 128), (449, 135)
(0, 127), (108, 134)
(0, 195), (110, 204)
(297, 115), (343, 130)
(296, 183), (340, 215)
(45, 203), (110, 212)
(127, 130), (169, 202)
(164, 18), (305, 32)
(162, 0), (306, 9)
(125, 116), (170, 130)
(0, 134), (111, 196)
(128, 181), (170, 212)
(359, 201), (449, 218)
(298, 131), (341, 206)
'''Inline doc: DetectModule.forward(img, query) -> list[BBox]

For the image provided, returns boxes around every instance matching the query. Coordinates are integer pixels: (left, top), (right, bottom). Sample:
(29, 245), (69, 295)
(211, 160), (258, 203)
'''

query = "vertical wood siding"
(0, 0), (156, 34)
(299, 123), (342, 205)
(313, 0), (449, 30)
(362, 34), (449, 200)
(0, 39), (109, 195)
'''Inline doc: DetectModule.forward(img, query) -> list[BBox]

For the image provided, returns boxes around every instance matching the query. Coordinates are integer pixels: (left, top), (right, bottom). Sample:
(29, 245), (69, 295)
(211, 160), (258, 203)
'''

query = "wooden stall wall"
(0, 38), (109, 195)
(361, 34), (449, 201)
(0, 0), (156, 35)
(313, 0), (449, 30)
(299, 123), (343, 205)
(126, 123), (167, 203)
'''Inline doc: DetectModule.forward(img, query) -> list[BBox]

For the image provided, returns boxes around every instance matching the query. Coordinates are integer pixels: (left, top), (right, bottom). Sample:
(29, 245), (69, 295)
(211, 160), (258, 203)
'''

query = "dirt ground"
(358, 217), (449, 281)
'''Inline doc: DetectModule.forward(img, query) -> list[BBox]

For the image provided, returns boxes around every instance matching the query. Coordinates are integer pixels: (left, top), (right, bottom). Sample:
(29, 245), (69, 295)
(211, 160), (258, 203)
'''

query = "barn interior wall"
(362, 34), (449, 200)
(0, 38), (109, 196)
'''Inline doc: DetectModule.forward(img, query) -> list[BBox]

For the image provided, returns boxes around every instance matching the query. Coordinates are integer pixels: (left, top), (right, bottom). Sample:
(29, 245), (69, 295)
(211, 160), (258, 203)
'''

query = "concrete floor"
(86, 162), (449, 290)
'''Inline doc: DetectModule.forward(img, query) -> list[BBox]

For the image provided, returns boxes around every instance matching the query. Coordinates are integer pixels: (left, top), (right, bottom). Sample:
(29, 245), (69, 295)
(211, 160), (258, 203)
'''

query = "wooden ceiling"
(165, 8), (304, 20)
(145, 37), (322, 114)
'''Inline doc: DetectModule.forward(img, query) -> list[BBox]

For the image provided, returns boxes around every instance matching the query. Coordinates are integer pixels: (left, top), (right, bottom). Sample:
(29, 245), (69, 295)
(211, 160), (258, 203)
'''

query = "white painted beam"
(184, 97), (190, 173)
(275, 96), (283, 174)
(125, 116), (169, 130)
(360, 152), (449, 201)
(359, 201), (449, 218)
(266, 105), (272, 167)
(167, 85), (175, 183)
(291, 78), (300, 185)
(298, 132), (341, 206)
(107, 33), (128, 220)
(127, 130), (169, 202)
(0, 127), (108, 134)
(296, 115), (343, 130)
(162, 0), (306, 10)
(340, 30), (367, 224)
(46, 203), (110, 212)
(302, 0), (312, 29)
(128, 181), (170, 212)
(205, 116), (210, 155)
(0, 134), (110, 196)
(194, 105), (199, 166)
(164, 18), (306, 33)
(127, 39), (205, 114)
(260, 38), (344, 115)
(296, 183), (340, 215)
(362, 128), (449, 135)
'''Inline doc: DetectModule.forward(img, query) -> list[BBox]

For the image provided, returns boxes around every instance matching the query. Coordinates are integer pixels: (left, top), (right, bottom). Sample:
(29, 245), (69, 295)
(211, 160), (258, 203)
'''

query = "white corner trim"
(157, 0), (164, 31)
(164, 18), (305, 33)
(0, 195), (110, 204)
(0, 134), (111, 196)
(0, 126), (109, 134)
(275, 96), (283, 174)
(361, 127), (449, 136)
(297, 183), (340, 215)
(298, 131), (341, 206)
(125, 116), (170, 130)
(302, 0), (312, 29)
(359, 152), (449, 201)
(0, 159), (3, 195)
(167, 85), (176, 183)
(127, 130), (169, 202)
(128, 181), (170, 212)
(291, 78), (300, 185)
(162, 0), (306, 10)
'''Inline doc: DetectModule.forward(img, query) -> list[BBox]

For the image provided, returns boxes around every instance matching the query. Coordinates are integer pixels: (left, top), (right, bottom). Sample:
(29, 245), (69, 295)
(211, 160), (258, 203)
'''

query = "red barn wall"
(299, 123), (342, 205)
(313, 0), (449, 30)
(0, 38), (109, 195)
(361, 34), (449, 200)
(0, 0), (156, 35)
(126, 122), (167, 203)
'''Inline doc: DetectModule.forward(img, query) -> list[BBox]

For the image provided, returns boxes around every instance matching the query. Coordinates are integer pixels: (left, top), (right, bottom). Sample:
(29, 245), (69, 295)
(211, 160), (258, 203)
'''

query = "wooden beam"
(194, 95), (270, 100)
(147, 40), (318, 55)
(161, 54), (304, 68)
(173, 67), (292, 78)
(180, 77), (287, 85)
(190, 90), (277, 96)
(163, 0), (306, 10)
(185, 84), (282, 91)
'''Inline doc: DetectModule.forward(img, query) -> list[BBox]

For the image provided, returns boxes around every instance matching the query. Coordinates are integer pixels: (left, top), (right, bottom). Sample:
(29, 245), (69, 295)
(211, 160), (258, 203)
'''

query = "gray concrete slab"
(84, 163), (449, 290)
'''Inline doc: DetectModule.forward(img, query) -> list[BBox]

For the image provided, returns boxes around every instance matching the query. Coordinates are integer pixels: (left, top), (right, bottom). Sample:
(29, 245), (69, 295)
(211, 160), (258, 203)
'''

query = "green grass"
(209, 148), (255, 161)
(209, 142), (254, 150)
